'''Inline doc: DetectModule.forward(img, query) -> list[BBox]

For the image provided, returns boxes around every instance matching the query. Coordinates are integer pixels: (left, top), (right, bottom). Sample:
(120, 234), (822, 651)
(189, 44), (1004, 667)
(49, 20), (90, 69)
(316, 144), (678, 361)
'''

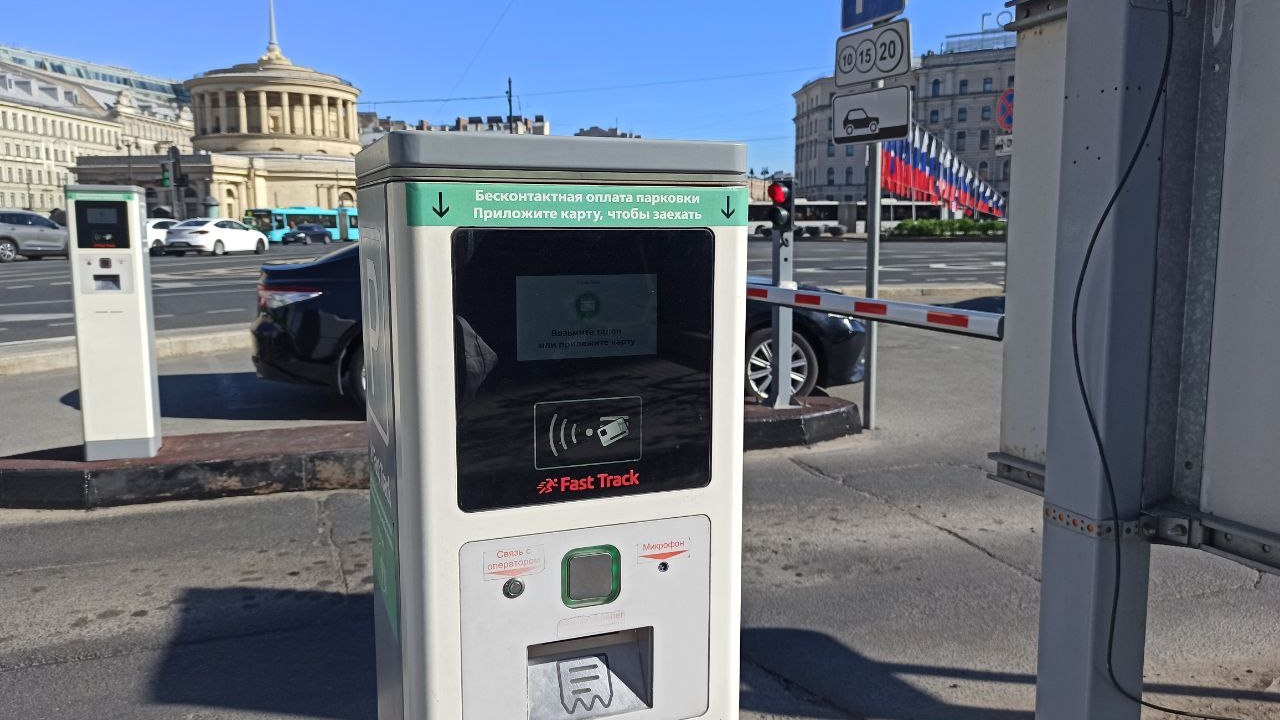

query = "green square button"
(561, 545), (621, 608)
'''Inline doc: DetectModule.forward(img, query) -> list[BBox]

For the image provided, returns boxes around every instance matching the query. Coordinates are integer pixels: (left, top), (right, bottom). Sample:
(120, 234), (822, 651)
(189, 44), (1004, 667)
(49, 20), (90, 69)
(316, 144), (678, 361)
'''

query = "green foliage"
(891, 217), (1008, 237)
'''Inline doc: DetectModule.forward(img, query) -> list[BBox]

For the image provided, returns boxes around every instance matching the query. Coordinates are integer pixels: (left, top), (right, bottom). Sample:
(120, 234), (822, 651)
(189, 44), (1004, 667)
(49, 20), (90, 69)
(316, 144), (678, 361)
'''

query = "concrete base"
(743, 395), (861, 450)
(0, 423), (368, 509)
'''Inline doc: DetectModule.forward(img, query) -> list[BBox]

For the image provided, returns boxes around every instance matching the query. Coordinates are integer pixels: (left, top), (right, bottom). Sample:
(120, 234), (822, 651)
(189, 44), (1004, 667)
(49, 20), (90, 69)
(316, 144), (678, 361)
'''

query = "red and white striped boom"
(746, 283), (1004, 341)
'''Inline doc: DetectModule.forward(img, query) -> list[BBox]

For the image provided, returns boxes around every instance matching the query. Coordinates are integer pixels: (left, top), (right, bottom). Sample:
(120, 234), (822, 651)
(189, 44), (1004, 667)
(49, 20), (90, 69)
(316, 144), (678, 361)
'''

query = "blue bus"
(246, 206), (360, 243)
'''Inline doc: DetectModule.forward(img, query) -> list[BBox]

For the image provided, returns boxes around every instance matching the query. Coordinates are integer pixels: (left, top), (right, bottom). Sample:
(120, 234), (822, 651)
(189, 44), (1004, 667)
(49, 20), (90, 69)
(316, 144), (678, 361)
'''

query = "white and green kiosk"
(65, 184), (161, 461)
(355, 132), (747, 720)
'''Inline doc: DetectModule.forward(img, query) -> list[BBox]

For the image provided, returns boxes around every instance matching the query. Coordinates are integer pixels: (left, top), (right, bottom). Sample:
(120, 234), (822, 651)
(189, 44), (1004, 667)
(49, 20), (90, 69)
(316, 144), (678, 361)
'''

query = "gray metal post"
(862, 81), (883, 430)
(1036, 1), (1172, 717)
(769, 212), (795, 409)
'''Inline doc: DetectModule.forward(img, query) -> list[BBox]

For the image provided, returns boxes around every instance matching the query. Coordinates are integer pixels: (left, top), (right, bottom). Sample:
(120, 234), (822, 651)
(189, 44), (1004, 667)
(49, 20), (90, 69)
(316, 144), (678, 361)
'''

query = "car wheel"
(149, 245), (163, 257)
(301, 236), (311, 245)
(869, 121), (879, 133)
(321, 236), (331, 244)
(745, 327), (819, 401)
(845, 124), (855, 134)
(212, 240), (226, 256)
(0, 239), (17, 263)
(346, 344), (367, 407)
(255, 239), (266, 255)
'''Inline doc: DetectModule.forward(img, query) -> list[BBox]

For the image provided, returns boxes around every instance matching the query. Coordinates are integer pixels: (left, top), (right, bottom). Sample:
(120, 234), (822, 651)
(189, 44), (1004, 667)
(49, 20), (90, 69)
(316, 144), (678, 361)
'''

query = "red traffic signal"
(767, 182), (790, 204)
(767, 178), (794, 231)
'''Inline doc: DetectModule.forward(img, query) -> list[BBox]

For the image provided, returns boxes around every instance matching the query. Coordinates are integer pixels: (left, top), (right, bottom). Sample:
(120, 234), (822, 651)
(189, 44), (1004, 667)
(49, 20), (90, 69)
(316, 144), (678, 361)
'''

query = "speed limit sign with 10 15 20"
(835, 18), (911, 88)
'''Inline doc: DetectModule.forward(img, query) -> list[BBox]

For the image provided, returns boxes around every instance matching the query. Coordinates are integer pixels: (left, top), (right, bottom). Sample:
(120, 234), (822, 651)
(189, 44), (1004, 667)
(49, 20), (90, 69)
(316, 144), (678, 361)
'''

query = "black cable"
(1071, 2), (1247, 719)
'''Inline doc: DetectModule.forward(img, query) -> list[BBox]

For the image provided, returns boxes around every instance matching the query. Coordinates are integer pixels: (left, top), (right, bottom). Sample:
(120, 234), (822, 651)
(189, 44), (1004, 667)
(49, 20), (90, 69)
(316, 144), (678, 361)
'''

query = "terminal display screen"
(452, 229), (715, 511)
(75, 200), (130, 249)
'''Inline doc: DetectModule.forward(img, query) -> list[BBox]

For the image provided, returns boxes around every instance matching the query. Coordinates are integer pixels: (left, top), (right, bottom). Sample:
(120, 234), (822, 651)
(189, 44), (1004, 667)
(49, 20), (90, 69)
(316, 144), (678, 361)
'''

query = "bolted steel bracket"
(1042, 503), (1143, 540)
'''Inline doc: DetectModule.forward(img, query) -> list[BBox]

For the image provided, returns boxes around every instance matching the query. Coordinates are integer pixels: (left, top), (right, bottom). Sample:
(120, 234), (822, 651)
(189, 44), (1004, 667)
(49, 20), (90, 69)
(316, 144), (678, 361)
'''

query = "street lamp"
(116, 137), (141, 184)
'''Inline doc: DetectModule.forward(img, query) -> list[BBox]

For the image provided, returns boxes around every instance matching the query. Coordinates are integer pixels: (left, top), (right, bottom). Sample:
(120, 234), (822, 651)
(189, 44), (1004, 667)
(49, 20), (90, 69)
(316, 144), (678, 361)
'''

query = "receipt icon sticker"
(557, 655), (614, 714)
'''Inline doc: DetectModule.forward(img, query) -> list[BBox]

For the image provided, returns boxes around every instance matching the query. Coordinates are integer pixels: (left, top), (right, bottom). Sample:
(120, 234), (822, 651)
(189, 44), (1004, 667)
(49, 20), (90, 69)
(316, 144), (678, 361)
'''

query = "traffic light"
(176, 174), (189, 188)
(767, 178), (794, 232)
(160, 163), (171, 188)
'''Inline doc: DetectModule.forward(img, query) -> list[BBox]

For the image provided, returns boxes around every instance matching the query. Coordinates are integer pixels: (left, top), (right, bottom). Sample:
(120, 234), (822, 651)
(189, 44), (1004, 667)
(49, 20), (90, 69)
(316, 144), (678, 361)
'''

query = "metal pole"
(1035, 0), (1173, 716)
(769, 185), (796, 409)
(507, 77), (515, 134)
(862, 81), (883, 429)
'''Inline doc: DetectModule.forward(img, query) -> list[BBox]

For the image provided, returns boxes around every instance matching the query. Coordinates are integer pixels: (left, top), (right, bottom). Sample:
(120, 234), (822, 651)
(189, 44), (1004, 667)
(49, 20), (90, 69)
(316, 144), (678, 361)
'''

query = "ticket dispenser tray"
(527, 628), (654, 720)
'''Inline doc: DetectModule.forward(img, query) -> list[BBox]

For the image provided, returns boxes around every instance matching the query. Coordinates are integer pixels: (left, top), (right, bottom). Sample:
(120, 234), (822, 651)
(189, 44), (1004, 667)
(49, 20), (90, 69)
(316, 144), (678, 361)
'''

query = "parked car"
(0, 209), (69, 262)
(145, 218), (178, 256)
(163, 218), (268, 256)
(251, 246), (867, 406)
(280, 223), (333, 245)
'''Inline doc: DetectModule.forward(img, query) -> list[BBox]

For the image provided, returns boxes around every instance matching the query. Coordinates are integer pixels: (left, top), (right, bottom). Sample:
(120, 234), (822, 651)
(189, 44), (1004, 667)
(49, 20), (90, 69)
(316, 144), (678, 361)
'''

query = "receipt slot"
(66, 185), (160, 461)
(356, 132), (747, 720)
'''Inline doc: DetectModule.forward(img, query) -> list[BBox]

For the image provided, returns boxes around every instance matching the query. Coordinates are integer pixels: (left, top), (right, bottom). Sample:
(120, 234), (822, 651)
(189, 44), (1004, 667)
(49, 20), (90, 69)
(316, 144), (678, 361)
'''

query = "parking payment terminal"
(355, 132), (747, 720)
(65, 185), (161, 461)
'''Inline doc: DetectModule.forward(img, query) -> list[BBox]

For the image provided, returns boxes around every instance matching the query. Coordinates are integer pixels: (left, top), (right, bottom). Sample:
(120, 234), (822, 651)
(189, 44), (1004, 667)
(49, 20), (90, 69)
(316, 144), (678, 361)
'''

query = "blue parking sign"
(842, 0), (907, 31)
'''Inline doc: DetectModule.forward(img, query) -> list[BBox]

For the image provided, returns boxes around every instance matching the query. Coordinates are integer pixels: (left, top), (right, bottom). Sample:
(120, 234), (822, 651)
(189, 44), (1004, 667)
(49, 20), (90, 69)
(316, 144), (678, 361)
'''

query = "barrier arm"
(746, 283), (1004, 341)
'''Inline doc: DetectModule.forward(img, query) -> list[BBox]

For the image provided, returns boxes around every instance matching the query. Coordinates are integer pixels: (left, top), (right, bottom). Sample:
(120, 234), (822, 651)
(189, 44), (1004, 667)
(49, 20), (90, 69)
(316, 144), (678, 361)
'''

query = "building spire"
(259, 0), (291, 65)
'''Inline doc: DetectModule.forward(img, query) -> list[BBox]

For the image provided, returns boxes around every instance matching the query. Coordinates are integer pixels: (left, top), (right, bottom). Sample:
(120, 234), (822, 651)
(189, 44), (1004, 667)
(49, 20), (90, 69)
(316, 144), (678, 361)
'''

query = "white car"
(163, 218), (268, 256)
(145, 218), (177, 256)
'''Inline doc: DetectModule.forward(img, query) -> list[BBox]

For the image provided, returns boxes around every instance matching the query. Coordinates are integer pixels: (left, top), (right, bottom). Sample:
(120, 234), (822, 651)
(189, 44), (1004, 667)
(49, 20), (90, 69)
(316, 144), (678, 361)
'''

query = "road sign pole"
(863, 81), (883, 430)
(1035, 1), (1173, 717)
(770, 221), (795, 409)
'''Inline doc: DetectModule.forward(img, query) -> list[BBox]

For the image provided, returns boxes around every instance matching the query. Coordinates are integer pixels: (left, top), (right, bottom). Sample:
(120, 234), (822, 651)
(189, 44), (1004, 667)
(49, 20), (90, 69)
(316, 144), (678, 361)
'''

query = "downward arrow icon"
(721, 196), (735, 219)
(432, 191), (450, 218)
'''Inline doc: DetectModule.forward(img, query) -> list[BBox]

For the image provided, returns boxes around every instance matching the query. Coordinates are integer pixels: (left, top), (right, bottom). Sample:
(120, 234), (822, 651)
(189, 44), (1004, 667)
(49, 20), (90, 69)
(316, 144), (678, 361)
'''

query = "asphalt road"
(1, 328), (1276, 719)
(0, 243), (339, 344)
(0, 239), (1005, 344)
(746, 237), (1007, 290)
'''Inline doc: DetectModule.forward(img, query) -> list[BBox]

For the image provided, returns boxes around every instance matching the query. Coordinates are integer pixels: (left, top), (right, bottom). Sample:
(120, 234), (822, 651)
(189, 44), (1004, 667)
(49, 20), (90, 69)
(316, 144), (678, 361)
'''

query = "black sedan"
(280, 223), (333, 245)
(251, 246), (865, 405)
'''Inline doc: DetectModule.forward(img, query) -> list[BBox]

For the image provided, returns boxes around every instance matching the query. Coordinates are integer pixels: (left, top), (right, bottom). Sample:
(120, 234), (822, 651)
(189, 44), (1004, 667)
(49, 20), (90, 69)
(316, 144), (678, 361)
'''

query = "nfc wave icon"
(556, 655), (614, 714)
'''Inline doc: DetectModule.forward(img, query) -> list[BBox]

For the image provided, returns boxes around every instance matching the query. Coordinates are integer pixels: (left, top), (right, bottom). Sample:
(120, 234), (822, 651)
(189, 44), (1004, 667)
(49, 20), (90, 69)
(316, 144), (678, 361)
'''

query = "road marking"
(205, 308), (244, 314)
(49, 321), (73, 327)
(154, 314), (176, 319)
(51, 281), (70, 286)
(0, 313), (74, 322)
(5, 285), (34, 290)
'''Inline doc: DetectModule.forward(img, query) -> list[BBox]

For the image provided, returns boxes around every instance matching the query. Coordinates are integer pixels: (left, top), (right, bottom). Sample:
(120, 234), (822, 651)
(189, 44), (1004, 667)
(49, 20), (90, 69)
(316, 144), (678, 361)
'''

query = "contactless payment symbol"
(534, 396), (643, 470)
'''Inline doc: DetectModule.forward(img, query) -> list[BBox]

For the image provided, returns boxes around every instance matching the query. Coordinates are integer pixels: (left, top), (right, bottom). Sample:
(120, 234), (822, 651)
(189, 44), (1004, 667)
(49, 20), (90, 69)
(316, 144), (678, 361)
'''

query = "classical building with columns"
(74, 1), (360, 219)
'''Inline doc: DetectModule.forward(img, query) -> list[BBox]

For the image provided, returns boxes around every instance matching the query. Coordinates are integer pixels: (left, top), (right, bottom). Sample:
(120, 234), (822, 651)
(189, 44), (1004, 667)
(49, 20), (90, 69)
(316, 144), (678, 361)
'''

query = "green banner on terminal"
(66, 191), (136, 201)
(406, 182), (748, 228)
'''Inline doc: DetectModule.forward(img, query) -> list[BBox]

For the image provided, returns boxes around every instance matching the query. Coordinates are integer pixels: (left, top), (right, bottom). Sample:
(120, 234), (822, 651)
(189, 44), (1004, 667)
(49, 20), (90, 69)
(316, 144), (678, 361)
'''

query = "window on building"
(980, 129), (991, 149)
(956, 131), (967, 151)
(827, 139), (835, 157)
(36, 171), (42, 185)
(931, 79), (941, 97)
(826, 167), (835, 186)
(983, 77), (993, 93)
(846, 144), (855, 156)
(845, 167), (854, 185)
(982, 106), (992, 121)
(979, 161), (990, 181)
(959, 80), (969, 95)
(828, 116), (833, 132)
(1008, 75), (1015, 88)
(957, 107), (968, 122)
(1002, 159), (1011, 180)
(844, 194), (854, 202)
(929, 109), (939, 123)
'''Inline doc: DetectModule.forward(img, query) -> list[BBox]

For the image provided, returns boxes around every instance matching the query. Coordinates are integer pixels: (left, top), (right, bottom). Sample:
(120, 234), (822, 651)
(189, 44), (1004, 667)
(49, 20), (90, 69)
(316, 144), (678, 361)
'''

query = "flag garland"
(878, 122), (1006, 218)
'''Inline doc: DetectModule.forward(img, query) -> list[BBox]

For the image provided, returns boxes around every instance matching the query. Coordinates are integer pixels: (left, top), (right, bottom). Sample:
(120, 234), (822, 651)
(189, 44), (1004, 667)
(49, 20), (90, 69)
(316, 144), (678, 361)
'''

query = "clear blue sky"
(3, 0), (1009, 171)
